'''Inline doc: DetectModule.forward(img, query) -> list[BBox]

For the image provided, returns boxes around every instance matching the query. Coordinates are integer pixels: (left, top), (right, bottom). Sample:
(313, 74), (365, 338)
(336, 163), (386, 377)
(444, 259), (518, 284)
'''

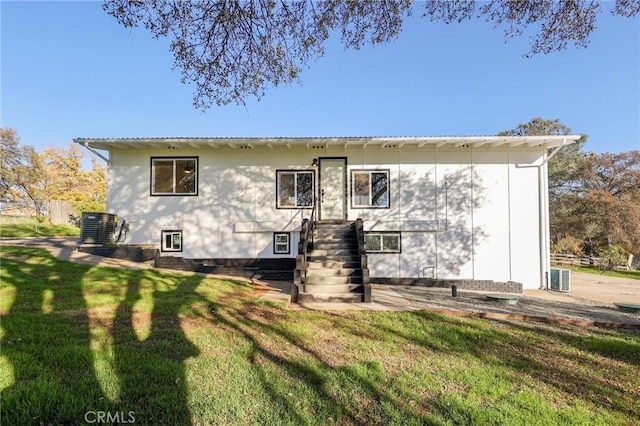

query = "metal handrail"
(304, 197), (317, 253)
(355, 218), (372, 302)
(354, 218), (366, 256)
(296, 197), (317, 286)
(301, 197), (317, 283)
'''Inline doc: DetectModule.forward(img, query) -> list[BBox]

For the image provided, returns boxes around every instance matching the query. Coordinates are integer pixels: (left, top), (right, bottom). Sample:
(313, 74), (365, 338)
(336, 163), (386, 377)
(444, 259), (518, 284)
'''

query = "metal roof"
(74, 135), (582, 151)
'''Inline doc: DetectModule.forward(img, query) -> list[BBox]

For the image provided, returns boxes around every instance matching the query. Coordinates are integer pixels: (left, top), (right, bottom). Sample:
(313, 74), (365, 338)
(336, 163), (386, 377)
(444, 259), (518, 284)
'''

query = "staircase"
(294, 221), (371, 303)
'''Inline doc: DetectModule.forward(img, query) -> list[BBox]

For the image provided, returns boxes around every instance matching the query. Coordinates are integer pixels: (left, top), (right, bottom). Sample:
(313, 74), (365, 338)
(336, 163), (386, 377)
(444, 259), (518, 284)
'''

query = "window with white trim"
(161, 230), (182, 252)
(276, 170), (314, 208)
(365, 232), (401, 253)
(352, 170), (389, 208)
(151, 157), (198, 195)
(273, 232), (290, 254)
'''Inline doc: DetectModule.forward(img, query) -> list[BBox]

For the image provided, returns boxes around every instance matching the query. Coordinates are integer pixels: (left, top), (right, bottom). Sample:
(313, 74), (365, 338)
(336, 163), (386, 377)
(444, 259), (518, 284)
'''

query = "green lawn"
(554, 264), (640, 280)
(2, 246), (639, 425)
(0, 217), (80, 238)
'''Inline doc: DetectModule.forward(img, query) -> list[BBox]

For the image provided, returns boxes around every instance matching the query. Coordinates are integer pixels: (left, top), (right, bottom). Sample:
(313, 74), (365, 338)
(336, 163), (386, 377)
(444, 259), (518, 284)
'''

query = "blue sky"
(2, 1), (639, 158)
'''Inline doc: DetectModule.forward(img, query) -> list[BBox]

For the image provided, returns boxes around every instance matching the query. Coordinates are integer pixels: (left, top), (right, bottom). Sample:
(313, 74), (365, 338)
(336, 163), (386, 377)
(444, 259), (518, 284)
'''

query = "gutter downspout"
(80, 141), (109, 164)
(537, 138), (567, 289)
(539, 138), (567, 167)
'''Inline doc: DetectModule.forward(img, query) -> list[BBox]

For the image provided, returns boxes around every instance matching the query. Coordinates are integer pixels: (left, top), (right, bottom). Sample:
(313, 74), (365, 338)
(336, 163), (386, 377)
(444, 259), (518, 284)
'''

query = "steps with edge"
(298, 221), (367, 303)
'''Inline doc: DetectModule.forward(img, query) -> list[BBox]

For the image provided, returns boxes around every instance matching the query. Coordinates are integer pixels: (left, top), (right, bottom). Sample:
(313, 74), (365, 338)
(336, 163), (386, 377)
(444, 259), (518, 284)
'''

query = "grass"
(0, 216), (80, 238)
(2, 246), (640, 425)
(554, 264), (640, 280)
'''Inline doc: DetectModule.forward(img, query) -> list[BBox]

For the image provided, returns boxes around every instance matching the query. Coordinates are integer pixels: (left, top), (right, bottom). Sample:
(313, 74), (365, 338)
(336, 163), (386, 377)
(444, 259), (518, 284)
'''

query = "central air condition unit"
(550, 268), (571, 292)
(79, 212), (117, 245)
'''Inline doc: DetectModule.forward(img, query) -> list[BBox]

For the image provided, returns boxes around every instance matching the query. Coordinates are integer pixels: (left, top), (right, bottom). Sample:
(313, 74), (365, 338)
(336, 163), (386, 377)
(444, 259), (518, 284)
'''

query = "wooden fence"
(550, 253), (632, 271)
(47, 200), (73, 225)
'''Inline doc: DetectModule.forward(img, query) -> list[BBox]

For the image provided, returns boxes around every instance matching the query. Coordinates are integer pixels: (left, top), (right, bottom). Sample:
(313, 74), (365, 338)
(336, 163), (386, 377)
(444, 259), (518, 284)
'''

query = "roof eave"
(73, 135), (583, 151)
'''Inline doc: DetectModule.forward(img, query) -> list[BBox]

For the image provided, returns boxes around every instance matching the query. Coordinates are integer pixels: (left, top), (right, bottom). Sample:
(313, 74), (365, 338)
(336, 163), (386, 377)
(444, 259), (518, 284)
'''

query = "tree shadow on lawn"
(495, 320), (640, 419)
(4, 247), (637, 424)
(0, 247), (204, 425)
(199, 302), (443, 425)
(2, 247), (437, 424)
(368, 308), (640, 421)
(273, 308), (640, 423)
(1, 248), (105, 424)
(110, 271), (201, 424)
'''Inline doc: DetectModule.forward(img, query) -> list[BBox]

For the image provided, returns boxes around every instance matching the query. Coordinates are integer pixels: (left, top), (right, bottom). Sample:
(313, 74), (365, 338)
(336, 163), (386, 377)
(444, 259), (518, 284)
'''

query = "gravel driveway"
(370, 284), (640, 328)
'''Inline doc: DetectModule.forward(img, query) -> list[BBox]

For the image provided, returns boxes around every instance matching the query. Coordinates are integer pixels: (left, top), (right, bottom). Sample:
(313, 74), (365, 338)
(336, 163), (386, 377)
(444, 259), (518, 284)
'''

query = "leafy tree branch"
(103, 0), (639, 108)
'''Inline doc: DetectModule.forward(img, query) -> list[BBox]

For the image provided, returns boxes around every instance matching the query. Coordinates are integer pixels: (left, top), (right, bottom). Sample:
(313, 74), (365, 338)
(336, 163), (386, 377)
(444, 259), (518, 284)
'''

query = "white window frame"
(161, 230), (182, 252)
(351, 170), (390, 208)
(273, 232), (291, 254)
(276, 170), (315, 208)
(365, 232), (401, 253)
(151, 157), (198, 196)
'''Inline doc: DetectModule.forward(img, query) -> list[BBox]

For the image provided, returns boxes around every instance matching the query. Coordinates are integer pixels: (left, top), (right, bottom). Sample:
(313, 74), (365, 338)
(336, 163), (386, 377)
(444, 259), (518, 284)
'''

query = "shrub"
(598, 245), (628, 271)
(551, 236), (584, 256)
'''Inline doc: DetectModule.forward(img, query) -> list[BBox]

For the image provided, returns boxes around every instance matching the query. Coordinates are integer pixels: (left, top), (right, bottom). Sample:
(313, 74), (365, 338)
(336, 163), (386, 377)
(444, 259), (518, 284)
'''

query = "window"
(352, 170), (389, 208)
(151, 157), (198, 195)
(365, 232), (401, 253)
(273, 232), (290, 254)
(161, 230), (182, 252)
(277, 170), (314, 208)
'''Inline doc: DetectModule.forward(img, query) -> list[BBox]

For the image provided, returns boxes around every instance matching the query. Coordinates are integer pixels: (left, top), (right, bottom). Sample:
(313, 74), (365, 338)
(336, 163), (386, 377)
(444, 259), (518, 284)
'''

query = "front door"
(319, 158), (347, 220)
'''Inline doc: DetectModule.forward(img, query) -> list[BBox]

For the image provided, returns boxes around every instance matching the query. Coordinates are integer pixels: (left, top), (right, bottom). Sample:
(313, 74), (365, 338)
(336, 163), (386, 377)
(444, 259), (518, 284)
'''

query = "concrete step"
(313, 228), (356, 238)
(305, 276), (363, 285)
(311, 240), (358, 249)
(304, 283), (363, 292)
(305, 267), (360, 277)
(307, 256), (360, 268)
(307, 260), (361, 269)
(307, 249), (358, 257)
(315, 222), (354, 228)
(312, 233), (358, 240)
(313, 234), (356, 242)
(313, 225), (355, 233)
(297, 292), (364, 303)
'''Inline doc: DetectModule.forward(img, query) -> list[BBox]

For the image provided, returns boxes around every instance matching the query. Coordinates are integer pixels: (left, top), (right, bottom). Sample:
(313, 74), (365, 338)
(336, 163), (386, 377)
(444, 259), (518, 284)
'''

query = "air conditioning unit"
(79, 212), (117, 245)
(550, 268), (571, 292)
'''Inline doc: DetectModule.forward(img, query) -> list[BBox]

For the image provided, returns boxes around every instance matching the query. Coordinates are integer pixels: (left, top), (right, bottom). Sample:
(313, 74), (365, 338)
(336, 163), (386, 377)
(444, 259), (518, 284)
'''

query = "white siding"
(107, 145), (546, 289)
(508, 151), (544, 289)
(108, 148), (311, 259)
(471, 150), (510, 282)
(435, 151), (474, 279)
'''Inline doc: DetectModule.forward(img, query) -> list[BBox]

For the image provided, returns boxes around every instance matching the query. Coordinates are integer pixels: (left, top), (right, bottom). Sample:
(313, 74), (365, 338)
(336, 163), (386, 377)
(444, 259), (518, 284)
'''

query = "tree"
(501, 117), (640, 263)
(1, 128), (23, 198)
(0, 129), (107, 222)
(0, 128), (48, 218)
(499, 117), (640, 255)
(41, 143), (107, 217)
(497, 117), (586, 197)
(572, 151), (640, 257)
(43, 143), (87, 202)
(497, 117), (587, 240)
(75, 157), (108, 215)
(14, 147), (49, 220)
(103, 0), (639, 108)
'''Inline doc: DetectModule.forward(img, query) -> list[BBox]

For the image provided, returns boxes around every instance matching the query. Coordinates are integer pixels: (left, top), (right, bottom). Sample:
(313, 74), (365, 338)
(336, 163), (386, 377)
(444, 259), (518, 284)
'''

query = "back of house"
(75, 135), (581, 295)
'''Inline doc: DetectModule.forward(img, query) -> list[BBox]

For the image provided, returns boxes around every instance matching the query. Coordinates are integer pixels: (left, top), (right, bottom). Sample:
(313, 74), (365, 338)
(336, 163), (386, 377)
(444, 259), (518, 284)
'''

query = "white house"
(75, 135), (581, 302)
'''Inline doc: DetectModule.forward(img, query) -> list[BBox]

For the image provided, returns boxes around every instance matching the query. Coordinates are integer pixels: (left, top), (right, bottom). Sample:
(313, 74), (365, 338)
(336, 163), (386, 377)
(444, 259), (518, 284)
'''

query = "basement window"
(151, 157), (198, 195)
(364, 232), (401, 253)
(273, 232), (290, 254)
(161, 230), (182, 252)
